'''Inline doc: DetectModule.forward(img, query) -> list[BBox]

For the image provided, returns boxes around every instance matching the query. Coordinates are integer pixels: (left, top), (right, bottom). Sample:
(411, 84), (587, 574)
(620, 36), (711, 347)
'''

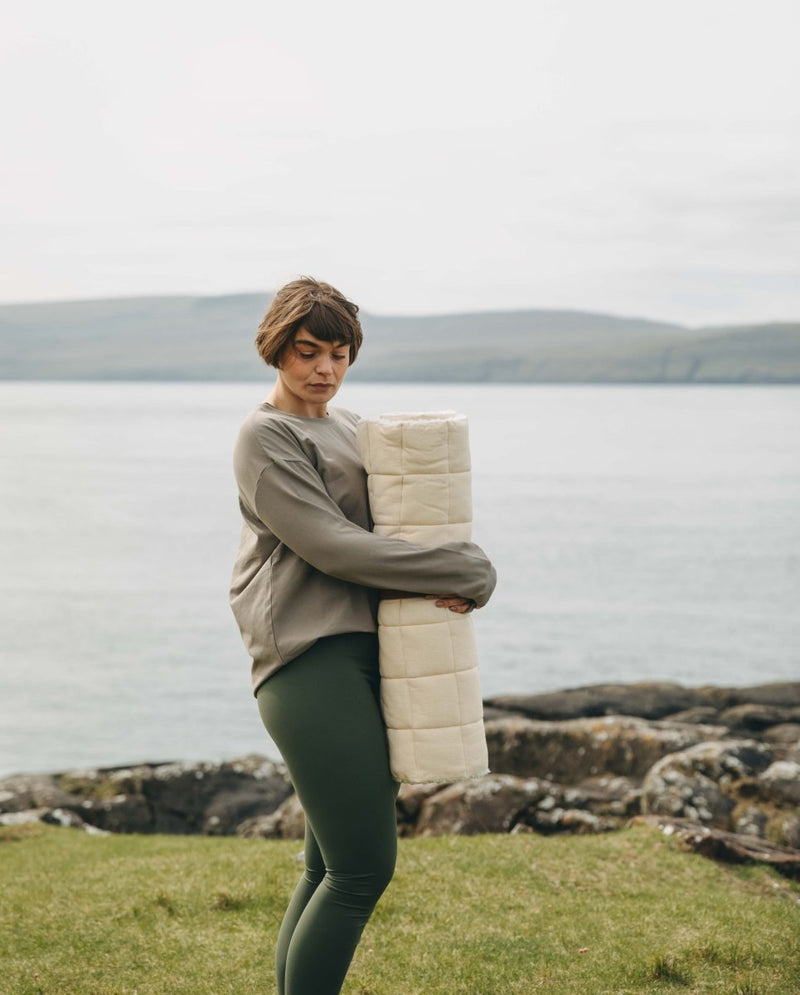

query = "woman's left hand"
(425, 594), (477, 614)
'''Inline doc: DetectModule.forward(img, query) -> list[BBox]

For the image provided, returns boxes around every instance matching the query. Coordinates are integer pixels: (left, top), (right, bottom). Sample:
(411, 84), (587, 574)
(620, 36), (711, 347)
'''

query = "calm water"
(1, 382), (798, 777)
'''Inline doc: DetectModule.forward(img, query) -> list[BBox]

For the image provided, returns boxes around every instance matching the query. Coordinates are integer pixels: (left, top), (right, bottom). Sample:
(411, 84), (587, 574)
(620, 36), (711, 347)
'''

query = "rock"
(525, 807), (620, 835)
(733, 806), (768, 838)
(663, 707), (722, 725)
(721, 683), (800, 709)
(395, 783), (446, 834)
(485, 681), (800, 722)
(485, 682), (706, 721)
(718, 704), (800, 732)
(483, 705), (516, 721)
(762, 723), (800, 745)
(781, 816), (800, 849)
(486, 715), (724, 783)
(50, 755), (292, 835)
(77, 794), (153, 834)
(0, 808), (44, 827)
(563, 777), (642, 818)
(138, 756), (292, 834)
(0, 806), (108, 835)
(644, 773), (733, 826)
(758, 761), (800, 807)
(414, 775), (551, 836)
(641, 740), (774, 829)
(0, 774), (77, 814)
(238, 793), (305, 839)
(410, 773), (629, 837)
(636, 815), (800, 880)
(202, 785), (291, 835)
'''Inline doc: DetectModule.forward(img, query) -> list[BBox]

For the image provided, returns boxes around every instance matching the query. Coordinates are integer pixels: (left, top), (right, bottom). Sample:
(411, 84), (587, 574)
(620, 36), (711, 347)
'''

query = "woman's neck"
(266, 381), (329, 418)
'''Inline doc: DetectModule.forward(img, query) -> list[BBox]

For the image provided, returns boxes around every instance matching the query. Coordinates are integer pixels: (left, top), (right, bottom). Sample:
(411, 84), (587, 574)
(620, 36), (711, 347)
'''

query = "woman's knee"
(370, 839), (397, 897)
(326, 823), (397, 905)
(369, 825), (397, 897)
(327, 852), (396, 909)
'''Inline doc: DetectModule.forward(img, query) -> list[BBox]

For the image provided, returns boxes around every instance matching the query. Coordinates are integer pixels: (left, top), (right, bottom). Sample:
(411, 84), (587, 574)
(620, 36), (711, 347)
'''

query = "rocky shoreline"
(3, 681), (799, 877)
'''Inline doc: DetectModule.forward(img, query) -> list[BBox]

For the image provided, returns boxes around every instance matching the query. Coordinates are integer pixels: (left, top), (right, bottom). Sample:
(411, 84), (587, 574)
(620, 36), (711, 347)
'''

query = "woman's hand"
(425, 594), (477, 614)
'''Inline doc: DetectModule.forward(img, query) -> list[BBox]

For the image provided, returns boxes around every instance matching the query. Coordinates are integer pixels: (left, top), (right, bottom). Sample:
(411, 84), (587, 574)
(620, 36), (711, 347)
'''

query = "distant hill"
(0, 293), (798, 382)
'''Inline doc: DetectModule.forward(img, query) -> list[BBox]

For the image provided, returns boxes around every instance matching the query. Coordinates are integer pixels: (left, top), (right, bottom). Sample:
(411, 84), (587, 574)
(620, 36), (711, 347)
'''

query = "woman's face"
(274, 328), (351, 414)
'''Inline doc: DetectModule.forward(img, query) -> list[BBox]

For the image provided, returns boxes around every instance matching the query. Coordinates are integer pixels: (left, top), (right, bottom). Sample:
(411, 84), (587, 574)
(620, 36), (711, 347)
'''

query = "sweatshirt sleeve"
(251, 456), (497, 607)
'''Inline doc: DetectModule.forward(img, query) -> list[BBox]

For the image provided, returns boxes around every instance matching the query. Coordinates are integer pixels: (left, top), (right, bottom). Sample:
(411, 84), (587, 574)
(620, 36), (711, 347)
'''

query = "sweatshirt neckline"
(262, 401), (337, 423)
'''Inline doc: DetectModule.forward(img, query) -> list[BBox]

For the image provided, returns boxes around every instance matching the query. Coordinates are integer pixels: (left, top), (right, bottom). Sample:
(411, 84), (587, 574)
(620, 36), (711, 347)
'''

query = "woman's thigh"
(257, 633), (397, 876)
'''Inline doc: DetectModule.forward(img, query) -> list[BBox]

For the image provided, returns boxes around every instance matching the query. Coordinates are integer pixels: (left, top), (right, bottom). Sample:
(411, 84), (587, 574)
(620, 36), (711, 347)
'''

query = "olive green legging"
(256, 632), (398, 995)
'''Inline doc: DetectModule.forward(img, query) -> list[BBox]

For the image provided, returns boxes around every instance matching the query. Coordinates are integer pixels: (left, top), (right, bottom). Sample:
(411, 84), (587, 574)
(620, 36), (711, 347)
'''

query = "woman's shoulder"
(235, 402), (361, 465)
(329, 406), (360, 431)
(235, 403), (308, 465)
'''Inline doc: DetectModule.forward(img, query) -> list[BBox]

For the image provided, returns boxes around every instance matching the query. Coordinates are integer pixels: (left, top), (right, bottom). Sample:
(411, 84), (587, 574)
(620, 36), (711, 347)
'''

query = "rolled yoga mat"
(356, 411), (489, 784)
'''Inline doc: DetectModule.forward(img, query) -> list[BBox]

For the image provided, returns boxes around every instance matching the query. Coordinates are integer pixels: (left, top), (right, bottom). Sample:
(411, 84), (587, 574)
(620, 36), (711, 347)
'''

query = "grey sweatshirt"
(229, 402), (497, 694)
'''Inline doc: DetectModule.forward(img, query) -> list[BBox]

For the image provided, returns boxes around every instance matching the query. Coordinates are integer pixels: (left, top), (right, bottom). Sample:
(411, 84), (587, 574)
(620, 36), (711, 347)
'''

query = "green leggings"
(256, 633), (398, 995)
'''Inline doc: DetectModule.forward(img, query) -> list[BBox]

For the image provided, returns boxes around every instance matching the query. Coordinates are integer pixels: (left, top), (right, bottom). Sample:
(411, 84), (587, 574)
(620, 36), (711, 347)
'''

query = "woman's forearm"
(252, 458), (496, 606)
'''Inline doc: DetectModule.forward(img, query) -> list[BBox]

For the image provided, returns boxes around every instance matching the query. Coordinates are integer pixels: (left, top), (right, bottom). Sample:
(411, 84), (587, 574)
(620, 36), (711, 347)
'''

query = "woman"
(230, 277), (496, 995)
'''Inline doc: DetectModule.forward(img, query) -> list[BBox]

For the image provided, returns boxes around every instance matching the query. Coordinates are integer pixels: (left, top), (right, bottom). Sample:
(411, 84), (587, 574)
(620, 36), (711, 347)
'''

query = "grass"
(1, 823), (798, 994)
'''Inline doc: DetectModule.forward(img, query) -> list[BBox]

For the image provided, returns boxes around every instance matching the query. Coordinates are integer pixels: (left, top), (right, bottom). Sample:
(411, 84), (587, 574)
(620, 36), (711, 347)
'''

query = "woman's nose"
(315, 353), (333, 374)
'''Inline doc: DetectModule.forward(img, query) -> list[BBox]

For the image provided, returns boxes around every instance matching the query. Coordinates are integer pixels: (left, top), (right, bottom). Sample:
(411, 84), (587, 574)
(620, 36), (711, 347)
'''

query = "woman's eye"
(333, 354), (347, 361)
(298, 352), (315, 359)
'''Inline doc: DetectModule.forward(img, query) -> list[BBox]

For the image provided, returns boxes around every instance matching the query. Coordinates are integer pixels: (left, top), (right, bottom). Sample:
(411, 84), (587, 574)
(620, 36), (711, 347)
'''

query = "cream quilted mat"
(356, 411), (489, 783)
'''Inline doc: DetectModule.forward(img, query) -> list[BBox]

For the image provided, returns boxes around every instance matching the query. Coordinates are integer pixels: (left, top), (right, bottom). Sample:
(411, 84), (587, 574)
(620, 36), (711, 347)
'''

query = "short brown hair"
(255, 277), (363, 367)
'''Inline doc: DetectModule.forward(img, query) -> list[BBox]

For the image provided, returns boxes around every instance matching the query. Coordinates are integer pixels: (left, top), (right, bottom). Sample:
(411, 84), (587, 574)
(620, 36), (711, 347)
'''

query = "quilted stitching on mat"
(356, 411), (489, 783)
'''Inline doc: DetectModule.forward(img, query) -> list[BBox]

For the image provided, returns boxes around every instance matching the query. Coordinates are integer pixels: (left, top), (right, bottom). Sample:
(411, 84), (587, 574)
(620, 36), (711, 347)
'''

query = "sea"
(1, 382), (798, 778)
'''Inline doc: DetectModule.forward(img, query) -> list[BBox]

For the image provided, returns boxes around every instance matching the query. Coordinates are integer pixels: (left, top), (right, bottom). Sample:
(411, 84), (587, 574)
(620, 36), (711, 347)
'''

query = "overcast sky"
(2, 0), (798, 325)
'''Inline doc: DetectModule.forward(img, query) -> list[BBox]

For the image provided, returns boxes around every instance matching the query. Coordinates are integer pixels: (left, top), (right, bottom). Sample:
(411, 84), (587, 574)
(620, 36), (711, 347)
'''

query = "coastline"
(2, 679), (799, 876)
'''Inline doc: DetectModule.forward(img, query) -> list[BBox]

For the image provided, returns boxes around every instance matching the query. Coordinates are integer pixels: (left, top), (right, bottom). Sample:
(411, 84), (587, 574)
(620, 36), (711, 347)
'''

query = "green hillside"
(0, 293), (798, 382)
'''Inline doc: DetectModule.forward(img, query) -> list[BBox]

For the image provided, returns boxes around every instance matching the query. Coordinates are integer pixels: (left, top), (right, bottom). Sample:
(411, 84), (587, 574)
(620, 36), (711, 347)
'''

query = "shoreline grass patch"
(1, 823), (798, 994)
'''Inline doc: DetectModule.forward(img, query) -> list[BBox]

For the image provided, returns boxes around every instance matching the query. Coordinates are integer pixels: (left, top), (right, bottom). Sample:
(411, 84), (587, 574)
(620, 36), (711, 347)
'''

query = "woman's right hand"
(425, 594), (477, 614)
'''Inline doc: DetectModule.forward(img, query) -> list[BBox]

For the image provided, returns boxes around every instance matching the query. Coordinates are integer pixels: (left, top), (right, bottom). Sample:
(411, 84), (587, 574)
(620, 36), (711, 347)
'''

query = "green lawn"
(1, 823), (798, 994)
